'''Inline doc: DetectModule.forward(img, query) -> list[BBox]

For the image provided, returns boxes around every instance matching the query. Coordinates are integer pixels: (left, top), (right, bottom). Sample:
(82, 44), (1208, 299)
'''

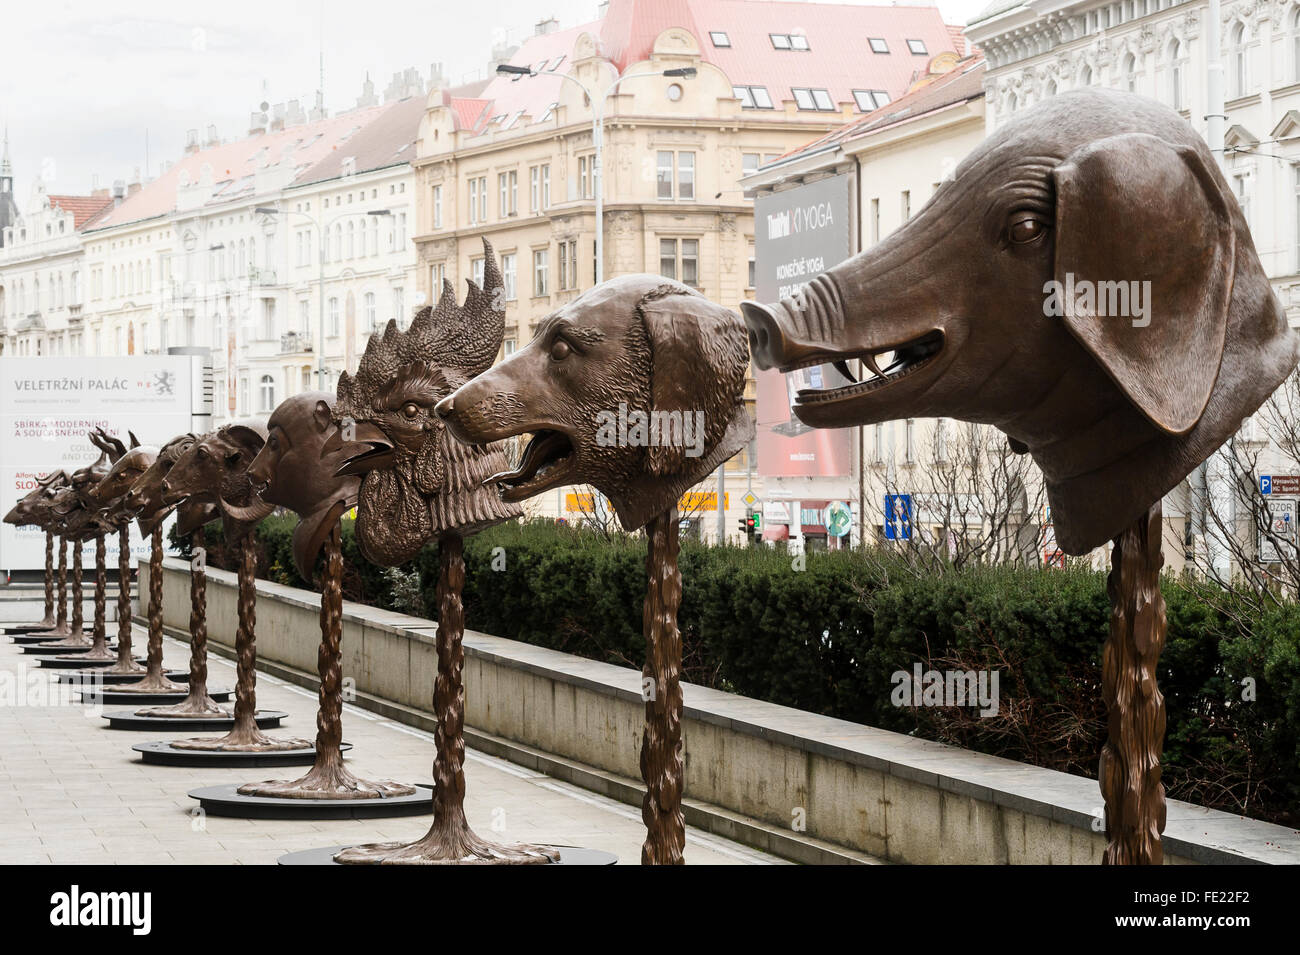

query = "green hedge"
(178, 515), (1300, 826)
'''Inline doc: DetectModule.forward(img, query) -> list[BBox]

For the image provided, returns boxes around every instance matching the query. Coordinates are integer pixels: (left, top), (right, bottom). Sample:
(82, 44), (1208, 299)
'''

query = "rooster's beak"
(323, 420), (396, 477)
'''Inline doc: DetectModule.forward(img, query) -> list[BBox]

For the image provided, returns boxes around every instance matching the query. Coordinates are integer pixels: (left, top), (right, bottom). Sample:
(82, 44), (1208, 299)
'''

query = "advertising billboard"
(0, 356), (198, 572)
(753, 174), (855, 477)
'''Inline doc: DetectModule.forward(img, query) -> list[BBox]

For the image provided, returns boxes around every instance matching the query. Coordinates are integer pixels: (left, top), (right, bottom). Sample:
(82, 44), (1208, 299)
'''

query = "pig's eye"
(1008, 212), (1048, 244)
(401, 402), (421, 420)
(550, 339), (571, 361)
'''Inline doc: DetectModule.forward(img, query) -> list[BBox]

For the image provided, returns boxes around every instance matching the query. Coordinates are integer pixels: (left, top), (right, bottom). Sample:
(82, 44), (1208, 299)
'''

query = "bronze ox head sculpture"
(161, 422), (273, 541)
(4, 469), (69, 528)
(329, 238), (521, 563)
(437, 275), (755, 531)
(741, 88), (1300, 555)
(240, 392), (358, 579)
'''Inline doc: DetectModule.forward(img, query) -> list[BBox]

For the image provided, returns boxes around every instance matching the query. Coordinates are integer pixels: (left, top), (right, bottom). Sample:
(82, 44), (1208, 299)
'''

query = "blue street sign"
(1261, 475), (1272, 495)
(884, 494), (912, 541)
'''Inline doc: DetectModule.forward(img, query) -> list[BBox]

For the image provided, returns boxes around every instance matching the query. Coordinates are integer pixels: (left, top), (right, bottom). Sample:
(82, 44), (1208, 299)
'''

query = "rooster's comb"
(337, 237), (503, 414)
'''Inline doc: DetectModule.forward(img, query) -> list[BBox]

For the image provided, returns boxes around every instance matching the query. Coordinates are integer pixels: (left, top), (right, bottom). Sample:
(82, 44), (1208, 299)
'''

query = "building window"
(1293, 8), (1300, 83)
(501, 253), (517, 300)
(430, 262), (446, 296)
(658, 238), (699, 285)
(260, 375), (276, 411)
(260, 300), (275, 340)
(906, 38), (928, 55)
(873, 423), (885, 463)
(792, 88), (834, 111)
(299, 299), (311, 335)
(870, 198), (880, 244)
(743, 153), (760, 176)
(578, 155), (593, 199)
(770, 33), (791, 50)
(1295, 165), (1300, 272)
(469, 176), (487, 224)
(347, 221), (356, 258)
(328, 296), (340, 336)
(557, 240), (578, 290)
(240, 377), (249, 413)
(471, 256), (485, 287)
(499, 170), (518, 217)
(1230, 22), (1248, 98)
(392, 287), (405, 326)
(1121, 52), (1137, 92)
(396, 212), (407, 249)
(901, 190), (911, 220)
(868, 37), (889, 54)
(656, 151), (695, 200)
(1232, 171), (1251, 233)
(852, 90), (890, 111)
(1168, 39), (1185, 111)
(503, 337), (517, 357)
(905, 418), (916, 464)
(541, 164), (551, 208)
(710, 31), (730, 47)
(364, 291), (377, 331)
(747, 245), (755, 289)
(533, 248), (549, 297)
(733, 85), (774, 109)
(432, 185), (442, 229)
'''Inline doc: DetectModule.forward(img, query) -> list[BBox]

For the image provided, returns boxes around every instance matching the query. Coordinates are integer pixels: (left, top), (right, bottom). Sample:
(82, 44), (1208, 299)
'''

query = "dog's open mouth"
(490, 429), (576, 501)
(793, 330), (945, 405)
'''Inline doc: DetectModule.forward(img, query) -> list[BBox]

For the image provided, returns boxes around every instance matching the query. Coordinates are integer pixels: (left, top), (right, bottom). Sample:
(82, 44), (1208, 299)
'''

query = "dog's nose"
(434, 395), (454, 419)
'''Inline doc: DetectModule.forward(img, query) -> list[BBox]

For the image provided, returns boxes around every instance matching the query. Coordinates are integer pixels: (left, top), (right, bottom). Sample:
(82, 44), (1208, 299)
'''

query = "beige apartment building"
(410, 0), (967, 537)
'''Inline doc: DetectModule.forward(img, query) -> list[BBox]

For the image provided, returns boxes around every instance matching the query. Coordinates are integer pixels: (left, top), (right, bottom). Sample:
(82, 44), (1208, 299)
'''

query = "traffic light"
(739, 516), (752, 540)
(751, 511), (762, 532)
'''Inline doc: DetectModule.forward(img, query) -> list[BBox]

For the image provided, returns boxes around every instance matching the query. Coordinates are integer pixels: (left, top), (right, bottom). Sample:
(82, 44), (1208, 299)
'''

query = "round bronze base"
(11, 630), (93, 644)
(39, 655), (147, 669)
(133, 740), (347, 767)
(21, 643), (104, 656)
(189, 783), (433, 819)
(78, 687), (232, 705)
(53, 670), (189, 685)
(103, 709), (287, 731)
(277, 844), (617, 865)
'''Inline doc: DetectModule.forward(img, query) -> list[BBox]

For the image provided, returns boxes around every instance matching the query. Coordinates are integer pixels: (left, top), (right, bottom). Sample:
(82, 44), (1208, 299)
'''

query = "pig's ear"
(640, 289), (750, 477)
(1053, 133), (1234, 435)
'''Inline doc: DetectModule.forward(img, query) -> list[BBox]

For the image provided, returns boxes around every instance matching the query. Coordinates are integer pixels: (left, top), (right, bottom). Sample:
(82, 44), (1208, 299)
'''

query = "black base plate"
(78, 686), (232, 705)
(103, 709), (287, 731)
(53, 670), (189, 685)
(133, 740), (350, 767)
(11, 630), (93, 644)
(190, 784), (433, 819)
(21, 643), (108, 656)
(277, 844), (617, 865)
(4, 624), (58, 634)
(39, 656), (148, 669)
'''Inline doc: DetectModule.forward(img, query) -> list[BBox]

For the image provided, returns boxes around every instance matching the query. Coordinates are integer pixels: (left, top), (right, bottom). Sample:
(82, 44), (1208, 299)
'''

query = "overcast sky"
(2, 0), (992, 200)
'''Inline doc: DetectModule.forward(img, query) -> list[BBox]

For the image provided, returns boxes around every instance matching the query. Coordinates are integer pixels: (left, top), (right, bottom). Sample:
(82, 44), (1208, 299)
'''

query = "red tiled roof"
(291, 94), (427, 187)
(770, 57), (986, 165)
(46, 194), (114, 230)
(85, 103), (396, 232)
(467, 0), (960, 137)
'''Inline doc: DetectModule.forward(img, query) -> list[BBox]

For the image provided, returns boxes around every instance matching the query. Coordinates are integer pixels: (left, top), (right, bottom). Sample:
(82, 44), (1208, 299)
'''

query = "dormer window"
(869, 37), (889, 54)
(770, 33), (790, 49)
(710, 31), (730, 47)
(907, 39), (928, 55)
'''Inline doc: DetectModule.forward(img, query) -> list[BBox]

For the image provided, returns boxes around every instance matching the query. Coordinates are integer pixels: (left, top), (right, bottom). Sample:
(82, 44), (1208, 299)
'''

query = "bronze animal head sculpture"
(436, 275), (755, 531)
(240, 392), (359, 579)
(125, 432), (218, 537)
(741, 88), (1300, 555)
(4, 469), (68, 528)
(161, 422), (273, 540)
(329, 238), (521, 564)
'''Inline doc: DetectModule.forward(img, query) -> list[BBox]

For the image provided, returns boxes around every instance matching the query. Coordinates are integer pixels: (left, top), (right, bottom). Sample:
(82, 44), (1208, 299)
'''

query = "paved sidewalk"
(0, 616), (781, 865)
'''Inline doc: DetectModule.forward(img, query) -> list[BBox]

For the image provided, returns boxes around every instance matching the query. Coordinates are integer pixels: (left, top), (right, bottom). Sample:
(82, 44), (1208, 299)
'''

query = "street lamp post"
(496, 63), (696, 285)
(256, 206), (391, 390)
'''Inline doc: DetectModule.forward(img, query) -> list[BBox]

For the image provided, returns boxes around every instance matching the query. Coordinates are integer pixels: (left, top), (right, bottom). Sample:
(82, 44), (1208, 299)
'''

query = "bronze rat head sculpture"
(239, 392), (359, 579)
(329, 237), (521, 563)
(436, 275), (755, 531)
(741, 88), (1300, 555)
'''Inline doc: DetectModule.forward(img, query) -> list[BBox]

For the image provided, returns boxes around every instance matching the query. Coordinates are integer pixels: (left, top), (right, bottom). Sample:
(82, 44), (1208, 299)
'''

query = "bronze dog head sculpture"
(161, 422), (273, 542)
(741, 88), (1300, 554)
(436, 275), (755, 531)
(329, 238), (521, 564)
(239, 392), (358, 579)
(4, 469), (69, 528)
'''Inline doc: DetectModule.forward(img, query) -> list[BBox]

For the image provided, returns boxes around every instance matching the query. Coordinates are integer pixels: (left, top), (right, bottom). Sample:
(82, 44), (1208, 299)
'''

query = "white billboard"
(0, 356), (199, 572)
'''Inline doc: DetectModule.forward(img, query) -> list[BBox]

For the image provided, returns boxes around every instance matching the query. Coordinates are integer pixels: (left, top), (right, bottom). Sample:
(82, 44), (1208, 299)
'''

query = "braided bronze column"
(70, 540), (85, 637)
(39, 530), (55, 627)
(106, 527), (143, 675)
(40, 535), (70, 638)
(117, 526), (182, 692)
(1099, 502), (1167, 865)
(641, 508), (685, 865)
(79, 535), (114, 660)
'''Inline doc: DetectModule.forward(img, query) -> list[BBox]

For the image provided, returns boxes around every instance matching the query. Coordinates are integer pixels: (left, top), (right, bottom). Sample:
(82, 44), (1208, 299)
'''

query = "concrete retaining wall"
(145, 557), (1300, 865)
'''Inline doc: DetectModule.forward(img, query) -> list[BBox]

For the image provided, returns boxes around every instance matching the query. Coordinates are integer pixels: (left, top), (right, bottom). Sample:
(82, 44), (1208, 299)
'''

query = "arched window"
(1122, 52), (1137, 92)
(364, 291), (376, 330)
(1078, 65), (1092, 87)
(259, 374), (276, 411)
(347, 221), (355, 258)
(1231, 22), (1248, 98)
(1044, 79), (1057, 98)
(1168, 39), (1185, 111)
(1293, 8), (1300, 83)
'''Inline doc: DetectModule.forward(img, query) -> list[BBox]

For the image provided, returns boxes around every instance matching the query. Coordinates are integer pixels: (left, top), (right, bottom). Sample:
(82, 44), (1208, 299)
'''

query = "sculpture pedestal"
(188, 783), (433, 820)
(77, 686), (231, 706)
(102, 709), (287, 731)
(278, 844), (617, 866)
(133, 740), (341, 767)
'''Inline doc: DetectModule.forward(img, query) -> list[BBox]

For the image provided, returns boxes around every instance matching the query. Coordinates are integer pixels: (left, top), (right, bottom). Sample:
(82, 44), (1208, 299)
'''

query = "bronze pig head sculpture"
(329, 238), (521, 564)
(437, 276), (755, 531)
(161, 422), (273, 541)
(741, 88), (1300, 555)
(240, 392), (358, 579)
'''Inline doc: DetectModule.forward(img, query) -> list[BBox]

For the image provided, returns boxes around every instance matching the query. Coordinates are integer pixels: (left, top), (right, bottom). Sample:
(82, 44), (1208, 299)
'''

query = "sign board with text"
(1259, 497), (1297, 563)
(0, 357), (198, 571)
